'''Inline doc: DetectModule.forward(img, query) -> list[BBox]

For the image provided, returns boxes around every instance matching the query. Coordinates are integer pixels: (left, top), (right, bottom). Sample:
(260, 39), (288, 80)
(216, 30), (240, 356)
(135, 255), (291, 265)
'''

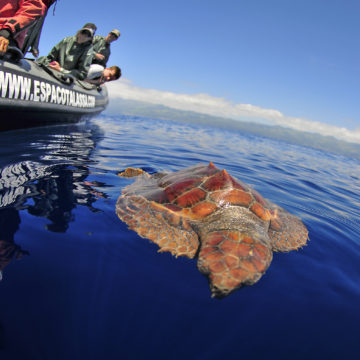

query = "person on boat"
(37, 24), (95, 80)
(22, 0), (58, 57)
(92, 29), (120, 67)
(85, 64), (121, 85)
(0, 0), (46, 56)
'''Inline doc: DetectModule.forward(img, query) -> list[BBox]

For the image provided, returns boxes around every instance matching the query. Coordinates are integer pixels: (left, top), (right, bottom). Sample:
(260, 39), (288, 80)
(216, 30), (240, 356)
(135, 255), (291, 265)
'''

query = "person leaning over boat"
(37, 24), (95, 80)
(85, 63), (121, 85)
(0, 0), (46, 55)
(92, 29), (120, 67)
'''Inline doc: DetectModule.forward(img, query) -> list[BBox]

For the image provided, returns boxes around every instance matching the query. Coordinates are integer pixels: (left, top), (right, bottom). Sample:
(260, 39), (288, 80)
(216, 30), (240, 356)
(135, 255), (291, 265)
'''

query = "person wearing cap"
(82, 22), (97, 34)
(37, 24), (96, 80)
(92, 29), (120, 67)
(0, 0), (46, 56)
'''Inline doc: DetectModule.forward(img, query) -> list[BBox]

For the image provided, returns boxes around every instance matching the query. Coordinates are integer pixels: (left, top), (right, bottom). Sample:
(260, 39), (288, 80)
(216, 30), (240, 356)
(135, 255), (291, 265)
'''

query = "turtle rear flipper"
(268, 206), (309, 252)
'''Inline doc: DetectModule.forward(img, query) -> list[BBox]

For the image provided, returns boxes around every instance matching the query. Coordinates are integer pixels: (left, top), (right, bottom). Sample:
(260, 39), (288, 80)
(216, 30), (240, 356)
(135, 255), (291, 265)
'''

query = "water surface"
(0, 115), (359, 359)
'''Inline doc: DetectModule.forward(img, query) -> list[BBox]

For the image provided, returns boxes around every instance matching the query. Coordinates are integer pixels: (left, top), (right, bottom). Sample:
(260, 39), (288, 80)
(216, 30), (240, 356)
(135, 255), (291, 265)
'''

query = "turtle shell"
(116, 162), (308, 298)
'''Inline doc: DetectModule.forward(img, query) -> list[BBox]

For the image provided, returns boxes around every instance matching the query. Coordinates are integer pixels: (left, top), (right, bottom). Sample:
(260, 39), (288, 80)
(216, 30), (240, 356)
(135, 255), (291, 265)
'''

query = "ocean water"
(0, 115), (359, 360)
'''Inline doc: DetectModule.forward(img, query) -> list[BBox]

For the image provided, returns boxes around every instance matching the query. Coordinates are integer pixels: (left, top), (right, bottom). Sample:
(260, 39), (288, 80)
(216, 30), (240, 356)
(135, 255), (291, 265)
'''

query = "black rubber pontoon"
(0, 48), (108, 131)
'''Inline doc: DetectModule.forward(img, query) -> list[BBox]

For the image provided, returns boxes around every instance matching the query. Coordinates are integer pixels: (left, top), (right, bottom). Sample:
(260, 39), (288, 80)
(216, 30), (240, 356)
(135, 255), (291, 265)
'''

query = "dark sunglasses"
(80, 30), (92, 37)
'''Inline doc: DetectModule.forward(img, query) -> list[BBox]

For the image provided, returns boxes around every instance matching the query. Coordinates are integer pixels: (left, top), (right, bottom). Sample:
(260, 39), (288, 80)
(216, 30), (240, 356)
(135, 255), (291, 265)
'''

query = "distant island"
(105, 98), (360, 161)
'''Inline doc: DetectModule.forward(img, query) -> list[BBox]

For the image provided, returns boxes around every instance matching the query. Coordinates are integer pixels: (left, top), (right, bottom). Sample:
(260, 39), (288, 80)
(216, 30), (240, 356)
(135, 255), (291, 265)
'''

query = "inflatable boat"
(0, 48), (108, 131)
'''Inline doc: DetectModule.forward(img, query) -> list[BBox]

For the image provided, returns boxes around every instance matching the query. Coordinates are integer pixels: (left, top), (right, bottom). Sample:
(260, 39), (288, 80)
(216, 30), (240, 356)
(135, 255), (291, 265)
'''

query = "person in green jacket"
(37, 24), (95, 80)
(92, 29), (120, 67)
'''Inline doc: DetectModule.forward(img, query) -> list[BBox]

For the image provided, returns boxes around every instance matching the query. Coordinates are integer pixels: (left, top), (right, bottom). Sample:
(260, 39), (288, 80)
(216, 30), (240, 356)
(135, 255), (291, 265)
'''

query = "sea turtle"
(116, 162), (308, 298)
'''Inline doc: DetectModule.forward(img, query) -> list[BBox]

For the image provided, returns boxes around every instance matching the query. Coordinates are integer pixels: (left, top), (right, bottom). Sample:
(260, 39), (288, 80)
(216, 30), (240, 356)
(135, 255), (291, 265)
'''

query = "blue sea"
(0, 115), (359, 360)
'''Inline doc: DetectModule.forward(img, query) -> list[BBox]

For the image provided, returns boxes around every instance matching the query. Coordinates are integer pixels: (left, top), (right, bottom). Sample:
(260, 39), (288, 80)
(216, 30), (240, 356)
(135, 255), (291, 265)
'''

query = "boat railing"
(36, 62), (76, 85)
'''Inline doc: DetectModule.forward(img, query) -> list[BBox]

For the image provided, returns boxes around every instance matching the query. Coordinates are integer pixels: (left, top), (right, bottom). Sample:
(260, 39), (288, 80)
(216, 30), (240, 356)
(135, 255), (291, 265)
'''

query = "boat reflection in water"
(0, 208), (29, 281)
(0, 122), (109, 279)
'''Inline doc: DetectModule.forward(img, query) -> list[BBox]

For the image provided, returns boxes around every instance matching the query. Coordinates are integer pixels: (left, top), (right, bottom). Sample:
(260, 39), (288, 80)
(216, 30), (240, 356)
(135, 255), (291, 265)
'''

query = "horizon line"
(106, 79), (360, 145)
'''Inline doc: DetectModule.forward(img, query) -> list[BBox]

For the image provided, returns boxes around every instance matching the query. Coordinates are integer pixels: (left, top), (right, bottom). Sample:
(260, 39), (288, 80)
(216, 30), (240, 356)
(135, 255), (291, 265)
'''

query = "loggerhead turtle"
(116, 162), (308, 298)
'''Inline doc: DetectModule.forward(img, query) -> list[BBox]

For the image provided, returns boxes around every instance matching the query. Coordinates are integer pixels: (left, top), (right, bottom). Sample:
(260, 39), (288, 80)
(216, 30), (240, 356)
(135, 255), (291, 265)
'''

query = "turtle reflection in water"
(116, 162), (309, 298)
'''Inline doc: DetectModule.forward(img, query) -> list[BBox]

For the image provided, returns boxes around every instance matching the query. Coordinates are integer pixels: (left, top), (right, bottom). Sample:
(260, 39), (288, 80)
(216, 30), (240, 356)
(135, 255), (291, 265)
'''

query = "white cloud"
(107, 79), (360, 144)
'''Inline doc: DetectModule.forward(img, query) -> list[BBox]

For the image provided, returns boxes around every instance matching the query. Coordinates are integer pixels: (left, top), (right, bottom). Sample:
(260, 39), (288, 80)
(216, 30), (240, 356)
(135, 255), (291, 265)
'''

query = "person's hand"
(0, 36), (9, 55)
(95, 53), (105, 61)
(31, 48), (39, 57)
(48, 61), (62, 72)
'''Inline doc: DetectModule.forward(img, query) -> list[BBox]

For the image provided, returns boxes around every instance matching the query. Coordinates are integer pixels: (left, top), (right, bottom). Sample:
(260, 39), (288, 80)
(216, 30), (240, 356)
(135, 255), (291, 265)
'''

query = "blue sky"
(38, 0), (360, 143)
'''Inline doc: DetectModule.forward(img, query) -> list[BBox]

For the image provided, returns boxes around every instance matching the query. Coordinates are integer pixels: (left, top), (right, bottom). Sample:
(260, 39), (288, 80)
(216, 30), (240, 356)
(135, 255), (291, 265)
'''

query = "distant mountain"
(105, 99), (360, 161)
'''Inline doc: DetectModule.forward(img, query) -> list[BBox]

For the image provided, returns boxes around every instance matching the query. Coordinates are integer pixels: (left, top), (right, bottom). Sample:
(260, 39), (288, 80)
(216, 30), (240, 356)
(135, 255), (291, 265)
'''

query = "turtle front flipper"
(197, 231), (273, 298)
(116, 195), (200, 258)
(117, 167), (149, 178)
(268, 205), (309, 252)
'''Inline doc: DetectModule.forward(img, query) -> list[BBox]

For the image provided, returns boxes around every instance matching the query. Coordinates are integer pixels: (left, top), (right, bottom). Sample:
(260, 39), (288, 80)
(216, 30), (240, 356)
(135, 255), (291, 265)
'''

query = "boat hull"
(0, 58), (108, 131)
